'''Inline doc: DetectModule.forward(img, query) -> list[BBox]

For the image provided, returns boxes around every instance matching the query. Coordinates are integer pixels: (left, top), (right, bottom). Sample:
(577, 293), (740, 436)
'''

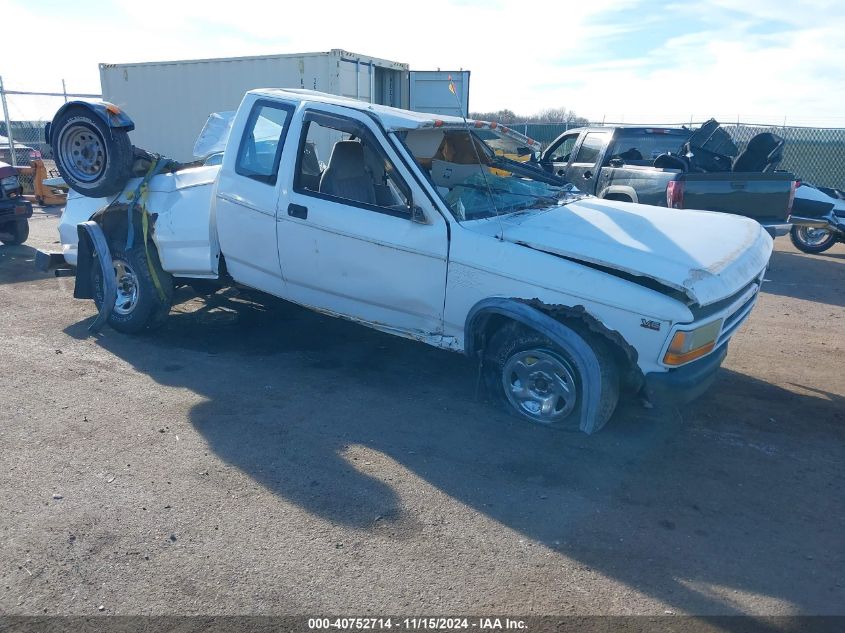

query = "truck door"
(542, 131), (580, 180)
(275, 106), (449, 339)
(215, 98), (296, 296)
(565, 131), (611, 195)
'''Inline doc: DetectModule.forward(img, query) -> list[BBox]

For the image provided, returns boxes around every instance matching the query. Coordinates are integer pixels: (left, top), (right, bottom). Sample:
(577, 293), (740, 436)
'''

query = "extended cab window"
(236, 101), (295, 184)
(294, 112), (412, 217)
(548, 134), (578, 162)
(608, 131), (689, 163)
(573, 132), (610, 165)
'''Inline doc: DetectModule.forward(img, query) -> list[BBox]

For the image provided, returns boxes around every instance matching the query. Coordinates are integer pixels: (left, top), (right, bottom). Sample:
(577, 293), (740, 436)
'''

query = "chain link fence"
(0, 79), (100, 195)
(512, 121), (845, 189)
(2, 80), (844, 193)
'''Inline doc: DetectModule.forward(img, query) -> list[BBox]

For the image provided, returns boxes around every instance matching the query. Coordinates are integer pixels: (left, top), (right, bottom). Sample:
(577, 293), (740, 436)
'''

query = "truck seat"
(319, 141), (376, 205)
(732, 132), (784, 173)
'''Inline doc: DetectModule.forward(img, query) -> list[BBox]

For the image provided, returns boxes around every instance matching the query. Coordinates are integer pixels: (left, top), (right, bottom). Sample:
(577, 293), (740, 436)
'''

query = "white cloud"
(1, 0), (843, 125)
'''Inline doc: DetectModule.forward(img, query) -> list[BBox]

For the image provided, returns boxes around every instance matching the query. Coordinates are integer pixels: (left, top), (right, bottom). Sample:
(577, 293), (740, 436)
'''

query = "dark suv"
(0, 161), (33, 244)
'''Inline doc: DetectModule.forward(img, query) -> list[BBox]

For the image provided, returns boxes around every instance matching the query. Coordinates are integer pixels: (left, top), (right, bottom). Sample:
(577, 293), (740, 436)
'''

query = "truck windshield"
(401, 128), (578, 220)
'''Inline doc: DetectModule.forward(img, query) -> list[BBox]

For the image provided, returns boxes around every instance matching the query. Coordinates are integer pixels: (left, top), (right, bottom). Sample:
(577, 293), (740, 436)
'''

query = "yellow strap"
(139, 183), (167, 302)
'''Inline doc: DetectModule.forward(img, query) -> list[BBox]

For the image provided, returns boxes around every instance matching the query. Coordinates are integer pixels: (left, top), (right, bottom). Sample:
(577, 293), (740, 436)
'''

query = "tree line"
(467, 107), (589, 126)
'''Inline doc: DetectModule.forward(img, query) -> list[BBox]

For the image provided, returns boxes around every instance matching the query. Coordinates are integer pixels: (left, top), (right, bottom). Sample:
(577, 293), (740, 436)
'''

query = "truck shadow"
(0, 243), (52, 285)
(64, 289), (845, 617)
(763, 247), (845, 308)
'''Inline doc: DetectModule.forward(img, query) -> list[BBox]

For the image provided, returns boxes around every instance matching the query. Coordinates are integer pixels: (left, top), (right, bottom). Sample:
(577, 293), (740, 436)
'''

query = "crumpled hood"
(466, 198), (773, 306)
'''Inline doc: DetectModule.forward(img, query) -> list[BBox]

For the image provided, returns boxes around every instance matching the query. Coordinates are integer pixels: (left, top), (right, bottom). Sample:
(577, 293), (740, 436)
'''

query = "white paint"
(57, 89), (775, 380)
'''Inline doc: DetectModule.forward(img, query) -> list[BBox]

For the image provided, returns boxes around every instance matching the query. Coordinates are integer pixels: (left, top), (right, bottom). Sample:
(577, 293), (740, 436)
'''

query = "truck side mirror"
(411, 205), (429, 224)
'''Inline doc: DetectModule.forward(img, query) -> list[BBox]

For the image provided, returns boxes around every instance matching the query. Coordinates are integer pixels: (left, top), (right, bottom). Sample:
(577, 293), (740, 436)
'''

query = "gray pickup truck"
(539, 122), (796, 236)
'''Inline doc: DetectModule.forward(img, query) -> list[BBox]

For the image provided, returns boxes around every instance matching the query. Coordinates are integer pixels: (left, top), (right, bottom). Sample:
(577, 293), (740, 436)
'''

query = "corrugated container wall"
(99, 50), (410, 162)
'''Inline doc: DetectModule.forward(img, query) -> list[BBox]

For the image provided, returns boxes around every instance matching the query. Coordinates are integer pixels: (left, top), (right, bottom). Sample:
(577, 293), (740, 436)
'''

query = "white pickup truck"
(38, 89), (773, 433)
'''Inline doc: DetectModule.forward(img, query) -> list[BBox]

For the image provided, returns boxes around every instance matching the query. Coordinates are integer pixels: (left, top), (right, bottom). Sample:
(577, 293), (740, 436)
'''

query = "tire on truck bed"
(51, 106), (134, 198)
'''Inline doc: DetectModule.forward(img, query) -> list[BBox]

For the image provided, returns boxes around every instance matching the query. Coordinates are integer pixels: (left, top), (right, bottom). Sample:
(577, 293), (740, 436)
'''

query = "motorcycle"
(788, 183), (845, 254)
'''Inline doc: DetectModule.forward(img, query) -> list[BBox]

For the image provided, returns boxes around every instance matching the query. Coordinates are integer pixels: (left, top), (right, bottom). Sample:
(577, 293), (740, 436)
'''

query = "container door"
(409, 71), (470, 117)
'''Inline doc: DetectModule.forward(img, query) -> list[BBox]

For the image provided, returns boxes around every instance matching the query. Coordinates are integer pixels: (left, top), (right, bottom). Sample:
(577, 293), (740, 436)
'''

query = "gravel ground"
(1, 206), (843, 616)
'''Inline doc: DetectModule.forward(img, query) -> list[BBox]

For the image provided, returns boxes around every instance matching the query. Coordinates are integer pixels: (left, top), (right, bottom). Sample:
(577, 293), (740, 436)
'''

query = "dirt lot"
(1, 206), (843, 616)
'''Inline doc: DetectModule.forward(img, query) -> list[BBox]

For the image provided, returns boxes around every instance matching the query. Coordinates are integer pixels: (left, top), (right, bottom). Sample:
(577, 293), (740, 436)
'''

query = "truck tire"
(790, 225), (837, 254)
(92, 238), (173, 334)
(0, 219), (29, 245)
(51, 106), (133, 198)
(485, 322), (619, 432)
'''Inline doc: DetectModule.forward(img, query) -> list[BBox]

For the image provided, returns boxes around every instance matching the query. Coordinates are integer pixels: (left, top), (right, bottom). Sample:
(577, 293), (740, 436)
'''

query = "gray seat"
(319, 140), (376, 205)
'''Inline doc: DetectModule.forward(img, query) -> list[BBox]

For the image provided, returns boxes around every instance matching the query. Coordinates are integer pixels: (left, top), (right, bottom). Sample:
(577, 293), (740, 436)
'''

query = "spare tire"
(51, 106), (133, 198)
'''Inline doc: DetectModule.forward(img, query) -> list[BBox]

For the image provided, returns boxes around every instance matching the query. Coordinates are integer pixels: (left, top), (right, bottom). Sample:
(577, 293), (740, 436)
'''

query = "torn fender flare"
(46, 100), (135, 144)
(465, 298), (603, 434)
(76, 221), (115, 333)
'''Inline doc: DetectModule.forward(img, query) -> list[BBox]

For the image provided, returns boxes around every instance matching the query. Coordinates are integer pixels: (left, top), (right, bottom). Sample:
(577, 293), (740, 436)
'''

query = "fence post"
(0, 75), (17, 167)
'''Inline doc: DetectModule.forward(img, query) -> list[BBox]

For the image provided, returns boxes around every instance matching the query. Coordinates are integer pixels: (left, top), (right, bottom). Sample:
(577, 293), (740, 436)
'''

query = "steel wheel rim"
(59, 124), (106, 182)
(113, 260), (139, 315)
(502, 349), (577, 423)
(797, 226), (832, 247)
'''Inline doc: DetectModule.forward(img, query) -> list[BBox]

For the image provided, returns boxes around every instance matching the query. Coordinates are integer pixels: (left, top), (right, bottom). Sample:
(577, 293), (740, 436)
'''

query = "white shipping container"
(99, 49), (411, 162)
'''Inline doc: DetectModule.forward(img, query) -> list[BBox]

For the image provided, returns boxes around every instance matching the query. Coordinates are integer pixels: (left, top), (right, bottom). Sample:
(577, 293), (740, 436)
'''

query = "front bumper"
(759, 222), (791, 238)
(643, 344), (728, 405)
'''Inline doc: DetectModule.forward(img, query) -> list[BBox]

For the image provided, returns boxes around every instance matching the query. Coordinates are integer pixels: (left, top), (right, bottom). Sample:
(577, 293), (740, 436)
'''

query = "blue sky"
(2, 0), (843, 125)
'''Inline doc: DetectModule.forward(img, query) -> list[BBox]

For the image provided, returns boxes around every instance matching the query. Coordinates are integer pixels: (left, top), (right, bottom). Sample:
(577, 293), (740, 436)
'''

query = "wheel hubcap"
(502, 350), (577, 423)
(60, 126), (106, 182)
(113, 260), (139, 315)
(798, 226), (831, 247)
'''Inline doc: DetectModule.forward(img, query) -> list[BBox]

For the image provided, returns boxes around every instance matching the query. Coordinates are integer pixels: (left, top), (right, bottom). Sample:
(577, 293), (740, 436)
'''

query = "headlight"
(1, 175), (18, 189)
(664, 320), (723, 366)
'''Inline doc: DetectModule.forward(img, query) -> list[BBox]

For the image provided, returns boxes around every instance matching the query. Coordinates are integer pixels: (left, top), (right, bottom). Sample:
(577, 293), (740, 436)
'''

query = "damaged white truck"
(37, 89), (773, 433)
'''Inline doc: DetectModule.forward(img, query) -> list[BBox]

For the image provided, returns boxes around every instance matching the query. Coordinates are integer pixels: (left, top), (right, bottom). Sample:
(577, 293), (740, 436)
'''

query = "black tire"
(484, 322), (619, 432)
(790, 225), (837, 254)
(92, 237), (173, 334)
(51, 106), (133, 198)
(0, 219), (29, 245)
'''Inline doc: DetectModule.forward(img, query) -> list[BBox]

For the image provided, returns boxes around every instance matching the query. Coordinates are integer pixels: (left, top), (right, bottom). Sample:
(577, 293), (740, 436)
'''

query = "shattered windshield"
(401, 127), (581, 220)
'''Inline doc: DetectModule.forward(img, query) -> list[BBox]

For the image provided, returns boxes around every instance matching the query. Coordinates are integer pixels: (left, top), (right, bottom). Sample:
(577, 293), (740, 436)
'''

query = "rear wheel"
(0, 219), (29, 245)
(51, 107), (133, 198)
(485, 322), (619, 432)
(790, 225), (837, 254)
(92, 239), (172, 333)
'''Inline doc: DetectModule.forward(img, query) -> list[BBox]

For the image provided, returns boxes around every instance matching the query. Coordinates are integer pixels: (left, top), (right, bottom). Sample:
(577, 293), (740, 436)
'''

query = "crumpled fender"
(45, 100), (135, 143)
(465, 298), (603, 434)
(76, 221), (115, 333)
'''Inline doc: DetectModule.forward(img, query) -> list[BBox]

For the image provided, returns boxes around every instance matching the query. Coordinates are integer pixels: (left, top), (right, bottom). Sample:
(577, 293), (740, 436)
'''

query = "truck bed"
(680, 171), (794, 223)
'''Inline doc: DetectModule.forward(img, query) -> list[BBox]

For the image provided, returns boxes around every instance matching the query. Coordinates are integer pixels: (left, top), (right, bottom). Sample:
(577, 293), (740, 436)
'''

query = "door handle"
(288, 203), (308, 219)
(583, 171), (593, 180)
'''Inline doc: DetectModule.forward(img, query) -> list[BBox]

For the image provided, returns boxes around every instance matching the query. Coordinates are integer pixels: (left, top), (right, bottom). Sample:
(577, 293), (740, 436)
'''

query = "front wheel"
(485, 322), (619, 432)
(92, 239), (173, 333)
(790, 225), (837, 254)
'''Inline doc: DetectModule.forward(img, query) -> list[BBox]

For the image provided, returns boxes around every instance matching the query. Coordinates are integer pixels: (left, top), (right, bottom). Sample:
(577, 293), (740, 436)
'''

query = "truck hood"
(464, 198), (773, 306)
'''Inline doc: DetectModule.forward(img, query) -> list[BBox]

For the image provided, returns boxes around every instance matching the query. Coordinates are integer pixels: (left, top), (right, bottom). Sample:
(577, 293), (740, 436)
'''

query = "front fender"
(465, 298), (603, 434)
(46, 100), (135, 143)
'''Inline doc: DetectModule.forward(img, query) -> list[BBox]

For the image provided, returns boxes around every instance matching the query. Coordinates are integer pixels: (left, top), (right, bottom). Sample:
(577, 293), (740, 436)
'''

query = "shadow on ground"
(0, 244), (51, 285)
(62, 285), (845, 618)
(763, 246), (845, 308)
